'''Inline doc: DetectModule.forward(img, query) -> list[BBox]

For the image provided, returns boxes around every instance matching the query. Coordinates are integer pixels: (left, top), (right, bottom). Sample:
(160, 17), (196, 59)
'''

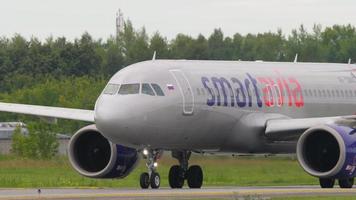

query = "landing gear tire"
(187, 165), (203, 188)
(339, 178), (354, 188)
(319, 178), (335, 188)
(140, 172), (150, 189)
(169, 165), (184, 188)
(150, 172), (161, 189)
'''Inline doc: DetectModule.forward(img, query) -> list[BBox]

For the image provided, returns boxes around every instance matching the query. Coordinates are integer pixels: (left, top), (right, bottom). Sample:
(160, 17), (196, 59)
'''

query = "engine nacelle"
(68, 124), (139, 178)
(297, 123), (356, 179)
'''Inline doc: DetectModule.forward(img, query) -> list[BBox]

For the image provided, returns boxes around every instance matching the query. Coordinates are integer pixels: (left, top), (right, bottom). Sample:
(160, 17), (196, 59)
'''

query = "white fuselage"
(94, 60), (356, 153)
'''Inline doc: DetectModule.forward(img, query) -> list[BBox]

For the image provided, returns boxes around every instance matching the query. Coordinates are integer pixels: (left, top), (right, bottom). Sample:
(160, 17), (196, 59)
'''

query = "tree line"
(0, 21), (355, 135)
(1, 22), (356, 92)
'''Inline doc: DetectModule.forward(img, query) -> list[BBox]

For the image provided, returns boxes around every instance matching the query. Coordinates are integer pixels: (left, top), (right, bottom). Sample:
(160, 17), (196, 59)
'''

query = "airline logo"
(201, 73), (304, 108)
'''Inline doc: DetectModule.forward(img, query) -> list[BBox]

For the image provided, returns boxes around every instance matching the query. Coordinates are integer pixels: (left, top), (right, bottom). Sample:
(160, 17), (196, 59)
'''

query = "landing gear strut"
(169, 151), (203, 189)
(140, 149), (161, 189)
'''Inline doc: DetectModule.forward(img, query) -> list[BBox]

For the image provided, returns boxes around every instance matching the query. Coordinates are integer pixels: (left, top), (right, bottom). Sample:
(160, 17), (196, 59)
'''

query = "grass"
(0, 154), (317, 188)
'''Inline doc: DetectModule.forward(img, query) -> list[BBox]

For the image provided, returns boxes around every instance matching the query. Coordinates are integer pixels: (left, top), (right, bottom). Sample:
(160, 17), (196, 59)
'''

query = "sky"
(1, 0), (356, 40)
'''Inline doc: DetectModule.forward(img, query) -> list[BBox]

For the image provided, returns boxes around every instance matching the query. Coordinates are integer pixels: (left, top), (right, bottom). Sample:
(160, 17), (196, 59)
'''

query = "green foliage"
(150, 32), (169, 58)
(0, 76), (106, 133)
(208, 28), (228, 59)
(1, 23), (355, 91)
(11, 123), (59, 159)
(29, 123), (59, 159)
(11, 126), (26, 156)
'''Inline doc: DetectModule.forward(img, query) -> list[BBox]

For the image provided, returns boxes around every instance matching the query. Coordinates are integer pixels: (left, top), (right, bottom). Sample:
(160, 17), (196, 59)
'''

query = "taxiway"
(0, 186), (355, 199)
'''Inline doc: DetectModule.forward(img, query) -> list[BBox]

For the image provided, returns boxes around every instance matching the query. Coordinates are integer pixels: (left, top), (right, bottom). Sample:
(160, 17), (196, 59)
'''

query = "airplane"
(0, 59), (356, 189)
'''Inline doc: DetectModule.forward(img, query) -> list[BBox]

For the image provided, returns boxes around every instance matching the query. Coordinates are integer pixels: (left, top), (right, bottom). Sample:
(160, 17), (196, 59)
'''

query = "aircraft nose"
(94, 96), (139, 145)
(95, 97), (121, 131)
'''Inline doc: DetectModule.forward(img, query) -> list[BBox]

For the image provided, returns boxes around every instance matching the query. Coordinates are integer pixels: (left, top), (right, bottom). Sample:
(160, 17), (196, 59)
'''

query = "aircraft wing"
(265, 115), (356, 141)
(0, 102), (94, 122)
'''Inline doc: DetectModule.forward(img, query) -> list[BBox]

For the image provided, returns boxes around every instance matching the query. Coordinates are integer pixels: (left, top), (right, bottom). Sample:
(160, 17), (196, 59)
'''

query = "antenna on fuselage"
(294, 54), (298, 63)
(152, 51), (156, 61)
(348, 58), (352, 64)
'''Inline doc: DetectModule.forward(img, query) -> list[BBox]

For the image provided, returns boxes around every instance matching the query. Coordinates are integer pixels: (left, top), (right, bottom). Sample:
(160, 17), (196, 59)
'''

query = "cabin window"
(142, 83), (155, 96)
(103, 84), (120, 95)
(118, 84), (140, 95)
(151, 84), (165, 96)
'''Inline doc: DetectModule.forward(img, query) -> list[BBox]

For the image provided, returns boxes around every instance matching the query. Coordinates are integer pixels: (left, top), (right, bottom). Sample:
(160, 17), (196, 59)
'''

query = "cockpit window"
(118, 84), (140, 95)
(103, 84), (120, 95)
(142, 83), (155, 96)
(151, 84), (165, 96)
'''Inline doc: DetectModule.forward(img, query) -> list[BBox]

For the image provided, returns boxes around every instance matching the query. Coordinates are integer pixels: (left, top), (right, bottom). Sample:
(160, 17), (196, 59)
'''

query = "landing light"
(143, 149), (148, 156)
(153, 162), (158, 167)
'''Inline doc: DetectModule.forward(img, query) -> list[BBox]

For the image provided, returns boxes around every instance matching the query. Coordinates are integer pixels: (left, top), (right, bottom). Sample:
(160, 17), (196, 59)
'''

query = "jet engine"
(68, 124), (139, 178)
(297, 123), (356, 179)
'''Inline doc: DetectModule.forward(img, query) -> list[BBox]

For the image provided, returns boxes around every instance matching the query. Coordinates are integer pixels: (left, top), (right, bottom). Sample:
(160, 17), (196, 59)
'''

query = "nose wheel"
(140, 149), (162, 189)
(169, 151), (203, 189)
(150, 172), (161, 189)
(139, 172), (150, 189)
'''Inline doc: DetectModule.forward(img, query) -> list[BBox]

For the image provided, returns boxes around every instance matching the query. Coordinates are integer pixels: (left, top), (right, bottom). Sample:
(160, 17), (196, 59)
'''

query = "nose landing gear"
(169, 151), (203, 189)
(140, 149), (162, 189)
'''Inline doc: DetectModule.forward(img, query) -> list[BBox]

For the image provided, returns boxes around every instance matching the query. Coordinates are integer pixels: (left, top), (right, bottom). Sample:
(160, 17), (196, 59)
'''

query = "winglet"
(294, 54), (298, 63)
(152, 51), (156, 61)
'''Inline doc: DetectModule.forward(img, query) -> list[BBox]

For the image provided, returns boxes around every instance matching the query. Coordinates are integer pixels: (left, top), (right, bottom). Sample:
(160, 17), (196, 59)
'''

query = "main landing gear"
(140, 149), (162, 189)
(319, 178), (354, 188)
(169, 151), (203, 189)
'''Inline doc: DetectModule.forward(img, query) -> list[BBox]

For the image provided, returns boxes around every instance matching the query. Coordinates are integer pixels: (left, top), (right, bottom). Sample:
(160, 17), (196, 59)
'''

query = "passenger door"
(170, 69), (194, 115)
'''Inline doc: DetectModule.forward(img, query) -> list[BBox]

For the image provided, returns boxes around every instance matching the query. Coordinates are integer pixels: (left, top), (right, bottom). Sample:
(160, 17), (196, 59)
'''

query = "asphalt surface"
(1, 186), (356, 199)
